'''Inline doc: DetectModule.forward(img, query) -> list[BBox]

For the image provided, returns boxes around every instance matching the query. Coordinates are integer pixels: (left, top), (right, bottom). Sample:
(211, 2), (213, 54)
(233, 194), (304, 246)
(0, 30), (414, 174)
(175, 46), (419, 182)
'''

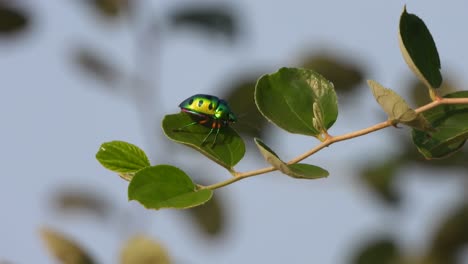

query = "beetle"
(174, 94), (237, 146)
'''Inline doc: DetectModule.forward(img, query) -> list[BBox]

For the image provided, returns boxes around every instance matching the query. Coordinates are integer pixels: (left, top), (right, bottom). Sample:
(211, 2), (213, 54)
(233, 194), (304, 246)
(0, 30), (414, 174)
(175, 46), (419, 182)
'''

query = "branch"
(200, 97), (468, 190)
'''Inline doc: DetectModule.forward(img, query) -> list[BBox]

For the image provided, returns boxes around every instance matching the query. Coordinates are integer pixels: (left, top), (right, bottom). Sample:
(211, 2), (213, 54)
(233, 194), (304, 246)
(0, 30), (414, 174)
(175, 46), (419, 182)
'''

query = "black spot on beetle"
(188, 98), (194, 105)
(208, 103), (213, 110)
(198, 100), (204, 107)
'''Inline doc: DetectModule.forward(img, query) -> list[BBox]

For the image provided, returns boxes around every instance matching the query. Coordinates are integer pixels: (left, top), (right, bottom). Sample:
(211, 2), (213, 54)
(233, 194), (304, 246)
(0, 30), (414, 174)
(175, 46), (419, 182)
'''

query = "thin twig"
(200, 97), (468, 190)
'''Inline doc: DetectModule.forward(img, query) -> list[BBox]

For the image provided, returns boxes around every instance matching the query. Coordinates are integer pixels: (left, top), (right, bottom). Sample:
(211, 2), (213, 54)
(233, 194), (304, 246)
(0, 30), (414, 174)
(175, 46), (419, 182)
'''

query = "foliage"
(22, 3), (466, 264)
(96, 7), (468, 213)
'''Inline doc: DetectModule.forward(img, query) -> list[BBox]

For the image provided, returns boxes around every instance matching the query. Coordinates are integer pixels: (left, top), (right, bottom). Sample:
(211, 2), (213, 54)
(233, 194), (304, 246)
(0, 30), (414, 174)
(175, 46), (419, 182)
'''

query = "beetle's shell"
(179, 94), (220, 116)
(179, 94), (235, 123)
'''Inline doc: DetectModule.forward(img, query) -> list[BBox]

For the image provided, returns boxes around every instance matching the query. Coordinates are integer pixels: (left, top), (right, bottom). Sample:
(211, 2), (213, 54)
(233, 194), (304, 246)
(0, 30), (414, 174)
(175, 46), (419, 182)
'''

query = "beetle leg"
(198, 118), (209, 125)
(204, 120), (221, 147)
(174, 116), (210, 132)
(173, 121), (199, 132)
(212, 121), (222, 147)
(199, 118), (215, 145)
(202, 128), (214, 145)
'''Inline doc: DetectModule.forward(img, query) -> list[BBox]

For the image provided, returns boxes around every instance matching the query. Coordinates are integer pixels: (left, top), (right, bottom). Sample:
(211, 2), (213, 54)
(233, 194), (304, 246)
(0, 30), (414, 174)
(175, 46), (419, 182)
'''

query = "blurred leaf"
(368, 80), (432, 131)
(73, 48), (120, 85)
(254, 138), (328, 179)
(120, 235), (171, 264)
(40, 227), (95, 264)
(223, 75), (267, 138)
(352, 238), (401, 264)
(187, 192), (225, 237)
(399, 6), (442, 89)
(360, 158), (401, 205)
(128, 165), (213, 210)
(169, 5), (237, 41)
(412, 91), (468, 159)
(301, 54), (364, 94)
(0, 4), (29, 36)
(255, 67), (338, 139)
(85, 0), (129, 18)
(162, 113), (245, 170)
(96, 141), (150, 176)
(428, 203), (468, 264)
(409, 78), (458, 107)
(51, 188), (111, 219)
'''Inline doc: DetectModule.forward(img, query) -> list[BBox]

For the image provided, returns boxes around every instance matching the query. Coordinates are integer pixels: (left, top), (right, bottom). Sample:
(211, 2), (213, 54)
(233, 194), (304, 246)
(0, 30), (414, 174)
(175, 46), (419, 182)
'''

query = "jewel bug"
(174, 94), (237, 146)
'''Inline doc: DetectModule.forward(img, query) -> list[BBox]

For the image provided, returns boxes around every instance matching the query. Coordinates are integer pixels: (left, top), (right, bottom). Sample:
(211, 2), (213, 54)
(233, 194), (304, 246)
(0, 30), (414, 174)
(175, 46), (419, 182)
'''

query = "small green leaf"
(399, 6), (442, 89)
(287, 163), (329, 179)
(254, 138), (328, 179)
(162, 113), (245, 170)
(96, 141), (150, 173)
(368, 80), (432, 131)
(40, 227), (95, 264)
(120, 235), (172, 264)
(403, 114), (435, 132)
(128, 165), (213, 210)
(254, 137), (287, 171)
(255, 67), (338, 139)
(369, 79), (415, 121)
(412, 91), (468, 159)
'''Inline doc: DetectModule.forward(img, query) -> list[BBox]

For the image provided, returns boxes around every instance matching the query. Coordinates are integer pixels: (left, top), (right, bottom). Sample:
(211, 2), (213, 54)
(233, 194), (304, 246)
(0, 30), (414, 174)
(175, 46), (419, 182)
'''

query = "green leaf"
(96, 141), (150, 174)
(254, 137), (282, 165)
(120, 235), (172, 264)
(40, 227), (95, 264)
(128, 165), (213, 210)
(412, 91), (468, 159)
(287, 164), (329, 179)
(254, 138), (328, 179)
(399, 6), (442, 89)
(368, 80), (432, 131)
(162, 113), (245, 170)
(255, 67), (338, 139)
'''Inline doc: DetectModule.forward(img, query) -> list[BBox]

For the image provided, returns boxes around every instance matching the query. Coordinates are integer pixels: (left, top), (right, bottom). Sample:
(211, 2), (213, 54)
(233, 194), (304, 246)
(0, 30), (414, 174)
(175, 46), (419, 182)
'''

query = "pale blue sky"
(1, 0), (468, 263)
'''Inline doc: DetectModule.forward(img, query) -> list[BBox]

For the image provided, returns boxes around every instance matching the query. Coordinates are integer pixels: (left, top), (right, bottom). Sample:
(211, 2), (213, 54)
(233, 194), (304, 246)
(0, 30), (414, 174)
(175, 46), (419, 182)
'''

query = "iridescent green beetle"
(175, 94), (237, 146)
